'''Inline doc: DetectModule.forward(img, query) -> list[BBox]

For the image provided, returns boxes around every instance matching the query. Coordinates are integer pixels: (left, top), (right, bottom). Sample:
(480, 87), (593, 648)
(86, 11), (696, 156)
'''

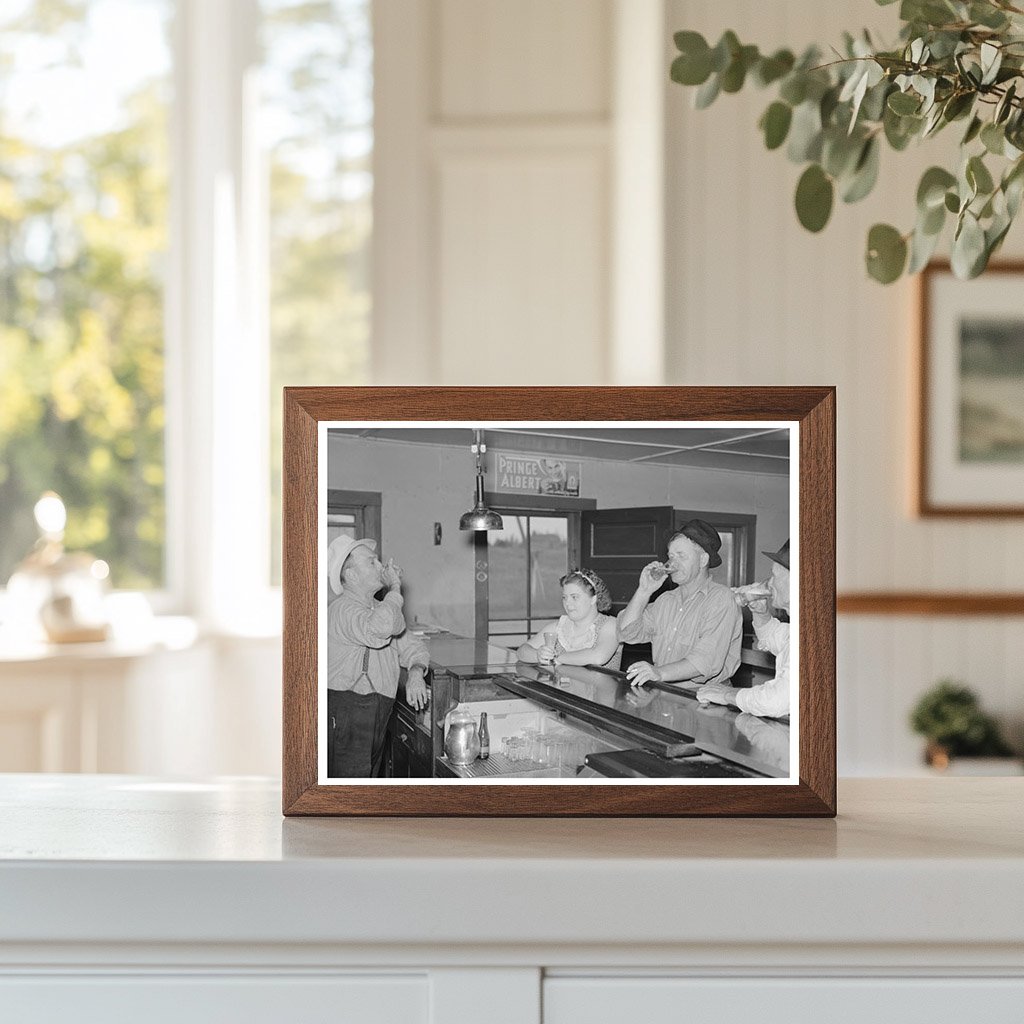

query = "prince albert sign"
(494, 453), (582, 498)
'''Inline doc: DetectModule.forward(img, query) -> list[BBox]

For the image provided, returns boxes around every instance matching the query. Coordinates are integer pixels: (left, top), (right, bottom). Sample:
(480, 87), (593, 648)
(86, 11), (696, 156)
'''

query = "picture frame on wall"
(282, 387), (836, 817)
(917, 261), (1024, 517)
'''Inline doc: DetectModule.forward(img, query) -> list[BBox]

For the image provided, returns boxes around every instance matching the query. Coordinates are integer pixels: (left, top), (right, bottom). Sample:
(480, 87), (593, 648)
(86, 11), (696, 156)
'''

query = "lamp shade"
(459, 430), (503, 531)
(459, 505), (504, 531)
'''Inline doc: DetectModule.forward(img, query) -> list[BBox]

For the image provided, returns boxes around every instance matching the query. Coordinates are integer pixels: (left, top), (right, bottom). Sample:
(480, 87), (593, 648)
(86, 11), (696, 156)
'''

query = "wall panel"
(438, 0), (610, 120)
(436, 150), (609, 384)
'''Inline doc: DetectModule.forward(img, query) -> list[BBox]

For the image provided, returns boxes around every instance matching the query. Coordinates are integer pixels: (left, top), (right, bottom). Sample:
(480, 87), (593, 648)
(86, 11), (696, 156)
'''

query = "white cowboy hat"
(327, 536), (376, 595)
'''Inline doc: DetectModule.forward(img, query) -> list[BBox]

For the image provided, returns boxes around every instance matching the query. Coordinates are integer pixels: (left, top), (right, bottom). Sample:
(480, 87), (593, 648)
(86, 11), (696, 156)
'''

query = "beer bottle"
(478, 712), (490, 760)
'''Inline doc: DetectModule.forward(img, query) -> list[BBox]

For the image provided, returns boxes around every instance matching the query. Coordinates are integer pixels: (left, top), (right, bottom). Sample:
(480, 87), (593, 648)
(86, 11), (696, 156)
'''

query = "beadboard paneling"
(665, 0), (1024, 774)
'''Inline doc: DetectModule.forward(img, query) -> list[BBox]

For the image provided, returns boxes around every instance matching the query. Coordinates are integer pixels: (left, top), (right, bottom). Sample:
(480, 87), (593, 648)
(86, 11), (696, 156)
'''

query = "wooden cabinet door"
(579, 506), (674, 613)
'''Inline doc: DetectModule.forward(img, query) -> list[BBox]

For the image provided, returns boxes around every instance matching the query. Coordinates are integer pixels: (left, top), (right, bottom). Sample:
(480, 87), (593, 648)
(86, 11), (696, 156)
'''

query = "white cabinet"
(1, 975), (429, 1024)
(1, 777), (1022, 1023)
(0, 638), (211, 773)
(544, 977), (1024, 1023)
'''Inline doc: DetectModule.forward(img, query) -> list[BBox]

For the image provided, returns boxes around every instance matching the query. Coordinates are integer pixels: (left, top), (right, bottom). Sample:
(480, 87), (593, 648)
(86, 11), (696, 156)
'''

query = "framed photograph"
(917, 261), (1024, 516)
(283, 387), (835, 816)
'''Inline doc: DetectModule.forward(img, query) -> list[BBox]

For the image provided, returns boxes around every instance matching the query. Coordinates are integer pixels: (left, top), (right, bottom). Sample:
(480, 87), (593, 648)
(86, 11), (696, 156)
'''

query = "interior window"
(486, 513), (569, 648)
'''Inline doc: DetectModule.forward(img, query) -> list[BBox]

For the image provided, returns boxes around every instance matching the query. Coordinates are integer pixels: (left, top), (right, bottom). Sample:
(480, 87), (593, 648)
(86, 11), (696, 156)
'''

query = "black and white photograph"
(318, 421), (797, 785)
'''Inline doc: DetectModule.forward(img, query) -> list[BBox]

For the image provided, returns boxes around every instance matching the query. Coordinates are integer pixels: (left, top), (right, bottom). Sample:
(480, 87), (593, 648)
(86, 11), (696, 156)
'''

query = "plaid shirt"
(617, 575), (741, 685)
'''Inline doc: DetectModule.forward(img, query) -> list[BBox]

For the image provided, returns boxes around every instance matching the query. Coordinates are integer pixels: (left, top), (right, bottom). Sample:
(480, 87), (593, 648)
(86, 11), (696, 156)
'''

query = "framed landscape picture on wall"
(282, 387), (836, 817)
(917, 262), (1024, 516)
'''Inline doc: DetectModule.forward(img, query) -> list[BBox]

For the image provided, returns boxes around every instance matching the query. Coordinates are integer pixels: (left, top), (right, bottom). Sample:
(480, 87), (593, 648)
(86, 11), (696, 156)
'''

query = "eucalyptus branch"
(670, 2), (1024, 283)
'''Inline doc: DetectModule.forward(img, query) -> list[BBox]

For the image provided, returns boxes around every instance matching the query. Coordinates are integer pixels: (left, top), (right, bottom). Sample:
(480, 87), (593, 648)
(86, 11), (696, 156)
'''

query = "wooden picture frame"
(917, 261), (1024, 517)
(283, 387), (836, 816)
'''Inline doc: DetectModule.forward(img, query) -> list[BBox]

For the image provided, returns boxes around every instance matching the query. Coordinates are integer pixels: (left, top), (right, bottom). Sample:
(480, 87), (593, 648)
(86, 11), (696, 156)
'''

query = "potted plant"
(670, 0), (1024, 283)
(909, 679), (1017, 771)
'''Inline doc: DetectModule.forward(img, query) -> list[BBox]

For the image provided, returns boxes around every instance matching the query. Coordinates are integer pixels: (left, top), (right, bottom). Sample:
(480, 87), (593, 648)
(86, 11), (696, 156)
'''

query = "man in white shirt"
(695, 539), (790, 719)
(326, 536), (429, 777)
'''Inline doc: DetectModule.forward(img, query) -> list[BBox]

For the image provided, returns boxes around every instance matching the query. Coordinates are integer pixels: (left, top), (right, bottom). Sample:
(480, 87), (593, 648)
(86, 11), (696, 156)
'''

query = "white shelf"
(2, 775), (1022, 1020)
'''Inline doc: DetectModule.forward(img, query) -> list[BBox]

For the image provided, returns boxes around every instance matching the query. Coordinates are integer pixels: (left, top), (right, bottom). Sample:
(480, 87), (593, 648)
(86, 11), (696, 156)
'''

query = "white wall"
(327, 433), (789, 635)
(664, 0), (1024, 772)
(374, 0), (614, 384)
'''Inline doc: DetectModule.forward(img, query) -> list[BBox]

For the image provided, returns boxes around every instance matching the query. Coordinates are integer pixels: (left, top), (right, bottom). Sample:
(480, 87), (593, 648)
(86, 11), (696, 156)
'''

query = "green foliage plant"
(909, 679), (1015, 756)
(671, 0), (1024, 283)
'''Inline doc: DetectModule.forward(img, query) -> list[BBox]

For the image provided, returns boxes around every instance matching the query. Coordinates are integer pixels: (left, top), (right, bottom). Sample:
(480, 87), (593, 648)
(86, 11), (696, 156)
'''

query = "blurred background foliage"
(0, 0), (169, 588)
(0, 0), (372, 589)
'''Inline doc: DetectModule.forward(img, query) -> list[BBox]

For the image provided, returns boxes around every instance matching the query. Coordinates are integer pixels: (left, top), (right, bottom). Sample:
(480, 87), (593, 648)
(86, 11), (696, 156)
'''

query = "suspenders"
(355, 646), (373, 690)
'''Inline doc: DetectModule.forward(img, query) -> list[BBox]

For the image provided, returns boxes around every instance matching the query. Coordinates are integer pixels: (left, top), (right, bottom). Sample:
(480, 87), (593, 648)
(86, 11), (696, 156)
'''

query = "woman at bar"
(517, 569), (621, 670)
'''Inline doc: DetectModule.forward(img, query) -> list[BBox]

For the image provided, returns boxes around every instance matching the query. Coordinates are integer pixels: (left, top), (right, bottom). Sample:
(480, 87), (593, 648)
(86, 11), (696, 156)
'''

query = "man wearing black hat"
(618, 519), (742, 690)
(697, 539), (791, 719)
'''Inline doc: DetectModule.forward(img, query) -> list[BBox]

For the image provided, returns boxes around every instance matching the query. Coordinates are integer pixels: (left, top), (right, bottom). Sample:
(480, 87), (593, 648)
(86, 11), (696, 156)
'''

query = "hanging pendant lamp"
(459, 429), (503, 531)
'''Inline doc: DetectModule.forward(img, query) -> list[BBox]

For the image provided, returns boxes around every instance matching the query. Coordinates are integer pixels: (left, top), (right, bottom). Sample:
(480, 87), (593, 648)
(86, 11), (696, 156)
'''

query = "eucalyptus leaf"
(917, 166), (957, 210)
(721, 44), (759, 93)
(944, 190), (961, 213)
(866, 223), (907, 283)
(967, 154), (995, 195)
(951, 211), (986, 278)
(980, 42), (1002, 87)
(820, 86), (841, 126)
(860, 79), (892, 122)
(694, 73), (721, 109)
(1006, 171), (1024, 218)
(970, 2), (1009, 30)
(760, 102), (793, 150)
(822, 128), (864, 177)
(671, 44), (712, 87)
(986, 212), (1012, 259)
(842, 137), (881, 203)
(754, 49), (795, 87)
(795, 164), (834, 232)
(787, 100), (824, 162)
(888, 90), (921, 115)
(942, 91), (974, 122)
(962, 115), (983, 145)
(921, 200), (946, 235)
(1002, 157), (1024, 216)
(922, 102), (946, 137)
(908, 221), (943, 273)
(927, 30), (963, 60)
(913, 75), (937, 112)
(779, 73), (808, 106)
(710, 31), (740, 74)
(884, 106), (921, 149)
(981, 122), (1005, 155)
(995, 82), (1017, 124)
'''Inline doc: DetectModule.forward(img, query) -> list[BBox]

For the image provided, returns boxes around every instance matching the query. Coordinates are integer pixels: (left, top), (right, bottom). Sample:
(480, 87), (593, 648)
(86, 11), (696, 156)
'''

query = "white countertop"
(1, 775), (1022, 954)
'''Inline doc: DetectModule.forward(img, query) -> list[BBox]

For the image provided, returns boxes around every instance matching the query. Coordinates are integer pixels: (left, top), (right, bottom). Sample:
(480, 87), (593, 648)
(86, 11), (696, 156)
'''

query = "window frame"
(476, 493), (595, 645)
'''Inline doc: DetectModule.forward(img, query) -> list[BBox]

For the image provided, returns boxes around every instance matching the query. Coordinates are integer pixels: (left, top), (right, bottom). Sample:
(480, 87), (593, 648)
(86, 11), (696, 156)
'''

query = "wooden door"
(579, 506), (674, 613)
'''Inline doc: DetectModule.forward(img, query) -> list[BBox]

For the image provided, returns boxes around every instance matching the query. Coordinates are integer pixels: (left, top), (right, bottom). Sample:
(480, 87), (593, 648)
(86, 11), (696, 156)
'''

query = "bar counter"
(393, 633), (788, 780)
